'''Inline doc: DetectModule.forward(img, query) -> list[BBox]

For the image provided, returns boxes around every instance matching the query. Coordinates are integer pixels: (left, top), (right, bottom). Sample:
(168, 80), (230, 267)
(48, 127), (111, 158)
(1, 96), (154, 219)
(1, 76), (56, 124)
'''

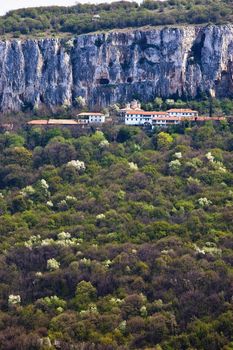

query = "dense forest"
(0, 0), (232, 38)
(1, 121), (233, 349)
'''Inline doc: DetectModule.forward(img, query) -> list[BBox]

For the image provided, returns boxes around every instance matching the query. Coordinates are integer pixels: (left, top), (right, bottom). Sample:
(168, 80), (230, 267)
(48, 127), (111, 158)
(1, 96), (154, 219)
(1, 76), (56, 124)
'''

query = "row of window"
(169, 112), (196, 116)
(126, 115), (161, 118)
(126, 118), (151, 121)
(154, 121), (179, 123)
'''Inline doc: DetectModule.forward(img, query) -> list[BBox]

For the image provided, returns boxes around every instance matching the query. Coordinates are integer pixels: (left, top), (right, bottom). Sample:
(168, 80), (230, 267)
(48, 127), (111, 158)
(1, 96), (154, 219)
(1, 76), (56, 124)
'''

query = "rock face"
(0, 25), (233, 112)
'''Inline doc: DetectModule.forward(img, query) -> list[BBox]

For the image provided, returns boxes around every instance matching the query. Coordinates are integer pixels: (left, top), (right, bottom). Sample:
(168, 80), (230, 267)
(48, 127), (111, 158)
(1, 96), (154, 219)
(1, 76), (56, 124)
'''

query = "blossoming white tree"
(99, 140), (109, 148)
(8, 294), (21, 305)
(169, 159), (181, 171)
(128, 162), (138, 171)
(174, 152), (182, 159)
(67, 160), (86, 171)
(198, 197), (212, 208)
(47, 258), (60, 271)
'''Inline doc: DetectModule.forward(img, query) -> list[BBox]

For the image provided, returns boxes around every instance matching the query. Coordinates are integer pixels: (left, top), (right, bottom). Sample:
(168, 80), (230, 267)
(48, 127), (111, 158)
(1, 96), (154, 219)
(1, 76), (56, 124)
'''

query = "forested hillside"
(0, 0), (232, 38)
(1, 122), (233, 349)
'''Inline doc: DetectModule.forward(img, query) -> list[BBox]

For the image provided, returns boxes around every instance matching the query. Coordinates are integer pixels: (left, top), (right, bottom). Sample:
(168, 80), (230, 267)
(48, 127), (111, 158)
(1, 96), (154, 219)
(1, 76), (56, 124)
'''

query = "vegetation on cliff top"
(1, 122), (233, 348)
(0, 0), (232, 38)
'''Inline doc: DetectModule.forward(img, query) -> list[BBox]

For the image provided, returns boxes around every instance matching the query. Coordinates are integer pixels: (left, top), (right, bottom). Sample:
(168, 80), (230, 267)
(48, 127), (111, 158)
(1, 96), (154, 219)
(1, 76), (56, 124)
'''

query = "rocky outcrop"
(0, 25), (233, 112)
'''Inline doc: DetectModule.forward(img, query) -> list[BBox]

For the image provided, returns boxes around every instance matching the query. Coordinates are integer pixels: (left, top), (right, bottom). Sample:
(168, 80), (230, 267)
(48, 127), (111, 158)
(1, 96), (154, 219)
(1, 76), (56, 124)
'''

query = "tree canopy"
(0, 122), (233, 348)
(0, 0), (232, 38)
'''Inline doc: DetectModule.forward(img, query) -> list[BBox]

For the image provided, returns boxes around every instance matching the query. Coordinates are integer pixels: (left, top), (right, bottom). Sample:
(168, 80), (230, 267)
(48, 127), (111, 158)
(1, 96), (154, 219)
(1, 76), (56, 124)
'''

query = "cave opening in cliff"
(127, 77), (133, 83)
(40, 94), (45, 104)
(98, 78), (110, 85)
(189, 32), (206, 65)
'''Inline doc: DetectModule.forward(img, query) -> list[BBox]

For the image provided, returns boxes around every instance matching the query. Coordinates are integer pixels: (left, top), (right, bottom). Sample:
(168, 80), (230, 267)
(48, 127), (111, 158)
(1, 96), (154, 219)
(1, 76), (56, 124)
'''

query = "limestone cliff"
(0, 24), (233, 112)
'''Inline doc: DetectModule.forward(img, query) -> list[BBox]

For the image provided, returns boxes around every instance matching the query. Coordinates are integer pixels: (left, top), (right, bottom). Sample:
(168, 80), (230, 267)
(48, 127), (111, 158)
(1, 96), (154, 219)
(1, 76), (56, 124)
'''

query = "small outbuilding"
(77, 112), (106, 124)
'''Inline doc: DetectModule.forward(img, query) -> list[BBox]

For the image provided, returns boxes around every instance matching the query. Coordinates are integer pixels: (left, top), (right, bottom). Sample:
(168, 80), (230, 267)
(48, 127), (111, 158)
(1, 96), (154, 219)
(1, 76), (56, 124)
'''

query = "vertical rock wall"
(0, 25), (233, 112)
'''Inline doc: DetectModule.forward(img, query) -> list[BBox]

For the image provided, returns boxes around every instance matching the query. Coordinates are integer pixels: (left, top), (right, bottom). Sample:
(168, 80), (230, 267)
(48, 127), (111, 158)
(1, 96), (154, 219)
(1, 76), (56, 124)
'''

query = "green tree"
(74, 281), (97, 310)
(156, 132), (174, 149)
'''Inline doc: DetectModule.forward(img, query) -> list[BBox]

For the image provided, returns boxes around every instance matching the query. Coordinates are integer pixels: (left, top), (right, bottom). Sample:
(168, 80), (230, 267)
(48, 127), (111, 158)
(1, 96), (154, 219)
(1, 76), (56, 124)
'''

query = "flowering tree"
(8, 294), (21, 306)
(67, 160), (86, 171)
(47, 258), (60, 271)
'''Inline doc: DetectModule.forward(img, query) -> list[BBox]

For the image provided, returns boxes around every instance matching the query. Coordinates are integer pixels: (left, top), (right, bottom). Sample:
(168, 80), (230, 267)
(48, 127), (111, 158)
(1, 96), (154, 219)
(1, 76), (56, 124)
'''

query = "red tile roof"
(78, 112), (104, 116)
(150, 111), (168, 115)
(27, 120), (48, 125)
(48, 119), (78, 125)
(152, 116), (226, 122)
(124, 110), (145, 114)
(167, 109), (197, 113)
(28, 119), (79, 126)
(126, 110), (168, 116)
(153, 116), (181, 121)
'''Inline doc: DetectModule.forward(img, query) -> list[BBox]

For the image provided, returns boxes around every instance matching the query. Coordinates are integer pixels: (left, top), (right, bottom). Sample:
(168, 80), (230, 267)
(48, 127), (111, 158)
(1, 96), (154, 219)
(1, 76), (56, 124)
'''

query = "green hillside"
(0, 0), (232, 38)
(1, 122), (233, 348)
